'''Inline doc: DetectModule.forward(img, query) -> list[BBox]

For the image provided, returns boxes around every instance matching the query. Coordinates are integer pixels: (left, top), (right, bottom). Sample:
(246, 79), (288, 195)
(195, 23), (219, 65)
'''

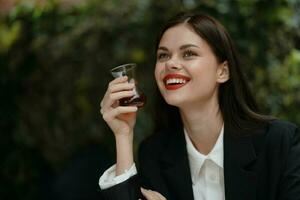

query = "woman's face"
(155, 23), (228, 108)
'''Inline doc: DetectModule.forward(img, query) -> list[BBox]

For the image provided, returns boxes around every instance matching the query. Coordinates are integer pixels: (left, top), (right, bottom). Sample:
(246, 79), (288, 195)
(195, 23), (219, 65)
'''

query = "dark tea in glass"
(111, 63), (146, 108)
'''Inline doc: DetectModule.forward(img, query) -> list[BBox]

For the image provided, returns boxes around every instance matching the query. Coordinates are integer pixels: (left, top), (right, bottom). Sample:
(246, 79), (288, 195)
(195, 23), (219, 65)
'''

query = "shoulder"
(138, 127), (184, 162)
(264, 119), (299, 152)
(266, 119), (298, 140)
(138, 130), (172, 156)
(268, 119), (298, 132)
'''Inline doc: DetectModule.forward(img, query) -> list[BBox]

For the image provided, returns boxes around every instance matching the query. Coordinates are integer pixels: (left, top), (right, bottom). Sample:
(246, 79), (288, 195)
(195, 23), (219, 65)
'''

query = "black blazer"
(101, 120), (300, 200)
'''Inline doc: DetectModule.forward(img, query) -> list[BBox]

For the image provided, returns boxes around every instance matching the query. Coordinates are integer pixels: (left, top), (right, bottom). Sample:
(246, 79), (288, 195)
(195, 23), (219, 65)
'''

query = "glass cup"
(110, 63), (146, 108)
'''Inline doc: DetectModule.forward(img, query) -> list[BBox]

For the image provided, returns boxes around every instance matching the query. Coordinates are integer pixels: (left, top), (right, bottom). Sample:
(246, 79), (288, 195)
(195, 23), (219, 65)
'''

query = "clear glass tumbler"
(111, 63), (146, 108)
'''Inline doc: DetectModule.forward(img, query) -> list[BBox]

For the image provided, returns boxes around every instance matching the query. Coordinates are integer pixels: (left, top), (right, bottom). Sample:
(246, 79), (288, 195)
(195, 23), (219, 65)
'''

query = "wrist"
(115, 131), (134, 141)
(115, 134), (134, 175)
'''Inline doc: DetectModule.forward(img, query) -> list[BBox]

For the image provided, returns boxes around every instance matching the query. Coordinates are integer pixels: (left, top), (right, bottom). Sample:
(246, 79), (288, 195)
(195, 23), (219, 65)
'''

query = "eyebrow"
(157, 46), (168, 51)
(180, 44), (199, 50)
(157, 44), (199, 51)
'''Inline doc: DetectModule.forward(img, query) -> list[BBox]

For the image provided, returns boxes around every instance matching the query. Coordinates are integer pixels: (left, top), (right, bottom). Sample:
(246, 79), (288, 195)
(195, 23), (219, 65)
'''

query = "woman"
(99, 12), (300, 200)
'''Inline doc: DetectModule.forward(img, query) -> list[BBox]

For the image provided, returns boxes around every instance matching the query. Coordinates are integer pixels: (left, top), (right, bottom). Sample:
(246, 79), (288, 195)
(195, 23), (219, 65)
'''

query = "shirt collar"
(184, 125), (224, 181)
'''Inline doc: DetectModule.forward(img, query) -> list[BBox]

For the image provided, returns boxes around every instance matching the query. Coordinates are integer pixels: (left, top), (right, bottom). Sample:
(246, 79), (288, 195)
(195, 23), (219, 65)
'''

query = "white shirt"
(99, 125), (225, 200)
(184, 126), (225, 200)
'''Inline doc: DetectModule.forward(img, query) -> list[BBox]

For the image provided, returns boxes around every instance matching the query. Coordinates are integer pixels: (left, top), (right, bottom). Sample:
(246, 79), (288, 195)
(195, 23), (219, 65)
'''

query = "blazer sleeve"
(100, 132), (170, 200)
(138, 134), (170, 199)
(100, 174), (144, 200)
(99, 136), (159, 200)
(278, 125), (300, 199)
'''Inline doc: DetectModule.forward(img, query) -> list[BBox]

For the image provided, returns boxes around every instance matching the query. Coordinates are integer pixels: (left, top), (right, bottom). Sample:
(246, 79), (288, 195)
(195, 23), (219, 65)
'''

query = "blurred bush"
(0, 0), (299, 199)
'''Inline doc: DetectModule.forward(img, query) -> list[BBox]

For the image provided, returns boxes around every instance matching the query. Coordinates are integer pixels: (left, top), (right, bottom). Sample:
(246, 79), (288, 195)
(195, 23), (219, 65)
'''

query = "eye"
(157, 52), (170, 61)
(183, 50), (197, 58)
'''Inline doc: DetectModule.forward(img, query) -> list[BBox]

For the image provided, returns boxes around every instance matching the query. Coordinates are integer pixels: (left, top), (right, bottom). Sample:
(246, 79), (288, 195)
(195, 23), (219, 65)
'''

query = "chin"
(163, 95), (186, 107)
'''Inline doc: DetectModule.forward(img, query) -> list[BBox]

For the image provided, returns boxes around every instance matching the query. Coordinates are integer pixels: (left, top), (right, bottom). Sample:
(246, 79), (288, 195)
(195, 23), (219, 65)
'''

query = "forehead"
(158, 23), (205, 49)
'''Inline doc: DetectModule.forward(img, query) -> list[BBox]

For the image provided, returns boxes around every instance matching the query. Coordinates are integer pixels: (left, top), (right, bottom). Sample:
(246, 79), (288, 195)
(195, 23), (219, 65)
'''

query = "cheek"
(154, 64), (163, 84)
(188, 63), (219, 91)
(195, 60), (218, 79)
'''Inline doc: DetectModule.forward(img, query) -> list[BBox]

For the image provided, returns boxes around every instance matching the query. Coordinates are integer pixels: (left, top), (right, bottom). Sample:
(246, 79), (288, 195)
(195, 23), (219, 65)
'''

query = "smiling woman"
(99, 11), (300, 200)
(155, 23), (229, 110)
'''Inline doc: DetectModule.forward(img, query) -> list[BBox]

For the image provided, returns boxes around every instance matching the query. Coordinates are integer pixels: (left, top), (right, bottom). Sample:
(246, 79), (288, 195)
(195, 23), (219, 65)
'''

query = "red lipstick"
(163, 74), (190, 90)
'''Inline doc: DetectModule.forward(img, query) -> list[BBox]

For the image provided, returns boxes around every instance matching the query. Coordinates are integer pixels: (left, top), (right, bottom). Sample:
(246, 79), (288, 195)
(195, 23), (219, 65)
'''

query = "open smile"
(163, 74), (191, 90)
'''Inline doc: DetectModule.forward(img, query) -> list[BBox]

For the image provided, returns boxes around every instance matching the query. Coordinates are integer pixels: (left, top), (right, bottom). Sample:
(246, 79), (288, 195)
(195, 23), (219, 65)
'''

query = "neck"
(179, 97), (223, 155)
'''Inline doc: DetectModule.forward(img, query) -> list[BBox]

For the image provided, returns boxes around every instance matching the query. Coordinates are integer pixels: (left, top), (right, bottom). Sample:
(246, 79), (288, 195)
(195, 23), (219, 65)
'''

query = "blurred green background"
(0, 0), (299, 199)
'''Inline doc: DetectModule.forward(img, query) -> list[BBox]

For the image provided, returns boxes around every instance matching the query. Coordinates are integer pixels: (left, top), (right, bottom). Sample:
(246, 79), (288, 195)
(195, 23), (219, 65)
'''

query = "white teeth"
(166, 78), (187, 85)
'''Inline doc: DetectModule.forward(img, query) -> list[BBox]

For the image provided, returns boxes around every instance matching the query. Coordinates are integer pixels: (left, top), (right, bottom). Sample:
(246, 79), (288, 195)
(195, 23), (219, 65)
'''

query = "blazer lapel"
(157, 124), (260, 200)
(160, 127), (194, 200)
(224, 125), (258, 200)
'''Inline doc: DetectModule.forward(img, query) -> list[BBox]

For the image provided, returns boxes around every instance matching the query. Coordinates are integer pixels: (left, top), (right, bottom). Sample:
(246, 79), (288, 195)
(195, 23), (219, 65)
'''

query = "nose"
(165, 60), (182, 71)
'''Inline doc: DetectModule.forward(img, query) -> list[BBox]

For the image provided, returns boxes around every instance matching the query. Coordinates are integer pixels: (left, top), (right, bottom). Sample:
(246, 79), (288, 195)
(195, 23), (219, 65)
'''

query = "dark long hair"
(153, 12), (273, 134)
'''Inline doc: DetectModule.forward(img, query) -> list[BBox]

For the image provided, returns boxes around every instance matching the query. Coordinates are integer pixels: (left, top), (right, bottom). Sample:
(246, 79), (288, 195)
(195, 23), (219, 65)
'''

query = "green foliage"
(0, 21), (21, 53)
(0, 0), (299, 199)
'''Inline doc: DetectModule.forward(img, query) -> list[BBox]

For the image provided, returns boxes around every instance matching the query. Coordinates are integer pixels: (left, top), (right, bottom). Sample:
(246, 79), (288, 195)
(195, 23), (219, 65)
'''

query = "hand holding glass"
(111, 63), (146, 108)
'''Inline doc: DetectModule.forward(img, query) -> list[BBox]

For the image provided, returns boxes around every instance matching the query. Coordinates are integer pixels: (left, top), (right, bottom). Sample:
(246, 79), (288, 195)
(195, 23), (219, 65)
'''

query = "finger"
(102, 106), (138, 122)
(100, 97), (118, 115)
(101, 81), (135, 108)
(101, 79), (127, 107)
(109, 76), (128, 86)
(104, 76), (128, 99)
(141, 188), (155, 200)
(102, 90), (135, 109)
(108, 82), (135, 94)
(141, 188), (165, 200)
(152, 191), (166, 200)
